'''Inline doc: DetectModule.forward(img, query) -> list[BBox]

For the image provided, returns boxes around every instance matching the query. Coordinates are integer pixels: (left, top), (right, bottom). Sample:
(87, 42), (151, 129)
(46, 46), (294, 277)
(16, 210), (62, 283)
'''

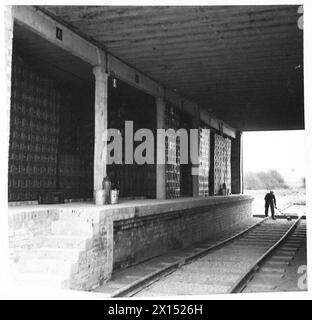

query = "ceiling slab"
(13, 21), (94, 90)
(39, 5), (304, 131)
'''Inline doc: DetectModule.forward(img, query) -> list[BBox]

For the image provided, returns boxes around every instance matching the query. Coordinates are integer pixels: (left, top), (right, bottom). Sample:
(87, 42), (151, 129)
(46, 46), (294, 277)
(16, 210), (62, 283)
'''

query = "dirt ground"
(244, 188), (306, 215)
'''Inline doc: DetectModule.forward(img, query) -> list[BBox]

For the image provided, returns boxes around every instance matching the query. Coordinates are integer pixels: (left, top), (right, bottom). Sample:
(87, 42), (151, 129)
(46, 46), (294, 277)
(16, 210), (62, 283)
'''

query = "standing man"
(265, 190), (277, 219)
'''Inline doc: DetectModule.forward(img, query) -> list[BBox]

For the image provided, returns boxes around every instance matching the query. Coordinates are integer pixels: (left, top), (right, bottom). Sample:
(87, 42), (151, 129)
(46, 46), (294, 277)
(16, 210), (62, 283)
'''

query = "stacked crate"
(213, 133), (232, 195)
(145, 164), (156, 198)
(198, 127), (210, 197)
(75, 119), (94, 198)
(8, 53), (94, 202)
(179, 114), (192, 197)
(58, 155), (82, 199)
(106, 78), (157, 199)
(57, 91), (94, 200)
(224, 137), (232, 193)
(165, 102), (181, 199)
(8, 54), (60, 201)
(111, 164), (156, 199)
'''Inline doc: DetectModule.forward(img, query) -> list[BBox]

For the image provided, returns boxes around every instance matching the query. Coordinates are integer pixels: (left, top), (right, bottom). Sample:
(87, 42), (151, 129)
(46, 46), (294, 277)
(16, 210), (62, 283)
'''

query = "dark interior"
(107, 76), (157, 198)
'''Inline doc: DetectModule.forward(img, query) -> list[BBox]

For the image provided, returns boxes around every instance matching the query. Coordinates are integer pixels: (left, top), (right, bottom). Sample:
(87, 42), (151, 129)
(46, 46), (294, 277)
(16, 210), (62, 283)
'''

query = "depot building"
(4, 6), (304, 290)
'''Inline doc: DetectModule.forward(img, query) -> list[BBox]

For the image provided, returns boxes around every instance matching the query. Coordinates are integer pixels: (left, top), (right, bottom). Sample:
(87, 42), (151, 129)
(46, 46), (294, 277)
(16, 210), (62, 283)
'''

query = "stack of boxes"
(58, 155), (81, 199)
(107, 85), (157, 199)
(165, 102), (181, 199)
(57, 93), (94, 200)
(8, 54), (60, 202)
(8, 53), (94, 202)
(213, 133), (232, 195)
(198, 127), (210, 197)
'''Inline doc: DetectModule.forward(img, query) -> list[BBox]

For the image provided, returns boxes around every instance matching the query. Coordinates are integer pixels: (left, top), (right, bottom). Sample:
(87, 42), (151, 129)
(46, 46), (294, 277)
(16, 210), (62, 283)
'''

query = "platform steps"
(11, 209), (96, 290)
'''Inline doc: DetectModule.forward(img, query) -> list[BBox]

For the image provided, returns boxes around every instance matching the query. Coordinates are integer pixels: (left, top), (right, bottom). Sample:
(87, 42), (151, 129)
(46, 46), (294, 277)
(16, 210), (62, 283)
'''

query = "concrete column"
(4, 5), (14, 189)
(231, 131), (243, 194)
(192, 110), (200, 197)
(2, 4), (14, 286)
(156, 96), (166, 199)
(93, 66), (108, 195)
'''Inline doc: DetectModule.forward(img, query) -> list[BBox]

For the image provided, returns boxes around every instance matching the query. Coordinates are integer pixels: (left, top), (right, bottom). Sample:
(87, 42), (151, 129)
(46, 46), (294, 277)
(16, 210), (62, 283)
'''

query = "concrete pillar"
(2, 4), (14, 287)
(4, 5), (14, 194)
(156, 96), (166, 199)
(231, 131), (243, 194)
(192, 110), (200, 197)
(93, 66), (108, 195)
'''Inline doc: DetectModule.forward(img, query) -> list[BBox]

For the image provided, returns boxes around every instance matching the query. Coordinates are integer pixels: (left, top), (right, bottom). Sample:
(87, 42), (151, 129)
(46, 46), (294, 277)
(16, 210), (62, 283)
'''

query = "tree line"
(244, 170), (287, 190)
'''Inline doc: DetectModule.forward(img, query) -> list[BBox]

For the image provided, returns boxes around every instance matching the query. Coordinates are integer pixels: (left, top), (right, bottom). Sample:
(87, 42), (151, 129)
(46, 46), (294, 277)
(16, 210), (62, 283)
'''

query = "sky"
(243, 130), (306, 185)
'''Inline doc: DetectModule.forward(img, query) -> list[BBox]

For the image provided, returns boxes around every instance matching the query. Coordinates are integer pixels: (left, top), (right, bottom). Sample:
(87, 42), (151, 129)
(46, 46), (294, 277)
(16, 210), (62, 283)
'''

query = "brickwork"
(113, 197), (252, 270)
(9, 196), (252, 290)
(8, 205), (132, 290)
(9, 209), (59, 247)
(8, 208), (59, 268)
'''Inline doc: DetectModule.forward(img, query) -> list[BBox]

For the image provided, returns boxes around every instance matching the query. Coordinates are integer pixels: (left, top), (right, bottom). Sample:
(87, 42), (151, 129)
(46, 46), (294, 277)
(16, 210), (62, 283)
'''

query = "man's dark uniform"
(264, 191), (276, 218)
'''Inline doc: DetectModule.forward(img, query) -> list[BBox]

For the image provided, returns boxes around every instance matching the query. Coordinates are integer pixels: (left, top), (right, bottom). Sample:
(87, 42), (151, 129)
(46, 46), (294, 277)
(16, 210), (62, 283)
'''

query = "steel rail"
(228, 214), (303, 293)
(117, 204), (302, 297)
(115, 217), (269, 297)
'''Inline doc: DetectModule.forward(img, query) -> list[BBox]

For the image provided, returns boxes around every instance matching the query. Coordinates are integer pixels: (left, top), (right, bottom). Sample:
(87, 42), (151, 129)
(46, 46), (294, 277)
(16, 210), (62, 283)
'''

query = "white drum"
(110, 189), (119, 204)
(95, 189), (105, 205)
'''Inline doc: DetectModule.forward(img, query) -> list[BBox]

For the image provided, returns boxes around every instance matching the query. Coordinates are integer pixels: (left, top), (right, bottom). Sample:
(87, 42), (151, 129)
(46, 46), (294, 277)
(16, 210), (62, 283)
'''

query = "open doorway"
(243, 130), (306, 216)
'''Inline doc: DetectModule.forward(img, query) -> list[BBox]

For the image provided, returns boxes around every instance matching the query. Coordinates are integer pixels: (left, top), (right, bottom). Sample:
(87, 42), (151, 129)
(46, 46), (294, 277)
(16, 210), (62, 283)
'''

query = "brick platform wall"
(8, 196), (253, 290)
(113, 197), (253, 270)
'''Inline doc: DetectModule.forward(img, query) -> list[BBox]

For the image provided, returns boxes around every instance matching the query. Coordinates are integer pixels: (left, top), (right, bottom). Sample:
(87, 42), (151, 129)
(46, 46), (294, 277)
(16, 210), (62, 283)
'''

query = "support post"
(1, 4), (14, 288)
(93, 66), (108, 196)
(192, 108), (200, 197)
(231, 131), (243, 194)
(156, 96), (166, 199)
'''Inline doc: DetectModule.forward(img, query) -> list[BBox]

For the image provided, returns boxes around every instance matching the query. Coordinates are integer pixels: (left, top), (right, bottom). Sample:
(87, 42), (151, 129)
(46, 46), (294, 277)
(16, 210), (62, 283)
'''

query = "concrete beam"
(199, 107), (236, 139)
(13, 6), (103, 66)
(13, 5), (236, 140)
(108, 54), (162, 97)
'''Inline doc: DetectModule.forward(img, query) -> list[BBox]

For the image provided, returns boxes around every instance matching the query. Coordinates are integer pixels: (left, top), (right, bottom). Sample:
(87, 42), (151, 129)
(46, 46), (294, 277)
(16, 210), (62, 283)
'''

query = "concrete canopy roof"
(39, 5), (304, 131)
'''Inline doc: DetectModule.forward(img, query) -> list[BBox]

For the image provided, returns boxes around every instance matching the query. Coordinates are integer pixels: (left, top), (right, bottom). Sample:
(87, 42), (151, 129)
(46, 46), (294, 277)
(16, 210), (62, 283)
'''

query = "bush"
(244, 170), (287, 190)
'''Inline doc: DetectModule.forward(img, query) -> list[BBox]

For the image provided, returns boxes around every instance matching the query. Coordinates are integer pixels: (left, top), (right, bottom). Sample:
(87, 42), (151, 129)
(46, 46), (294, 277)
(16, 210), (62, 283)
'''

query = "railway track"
(240, 218), (307, 293)
(230, 215), (305, 293)
(127, 210), (306, 296)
